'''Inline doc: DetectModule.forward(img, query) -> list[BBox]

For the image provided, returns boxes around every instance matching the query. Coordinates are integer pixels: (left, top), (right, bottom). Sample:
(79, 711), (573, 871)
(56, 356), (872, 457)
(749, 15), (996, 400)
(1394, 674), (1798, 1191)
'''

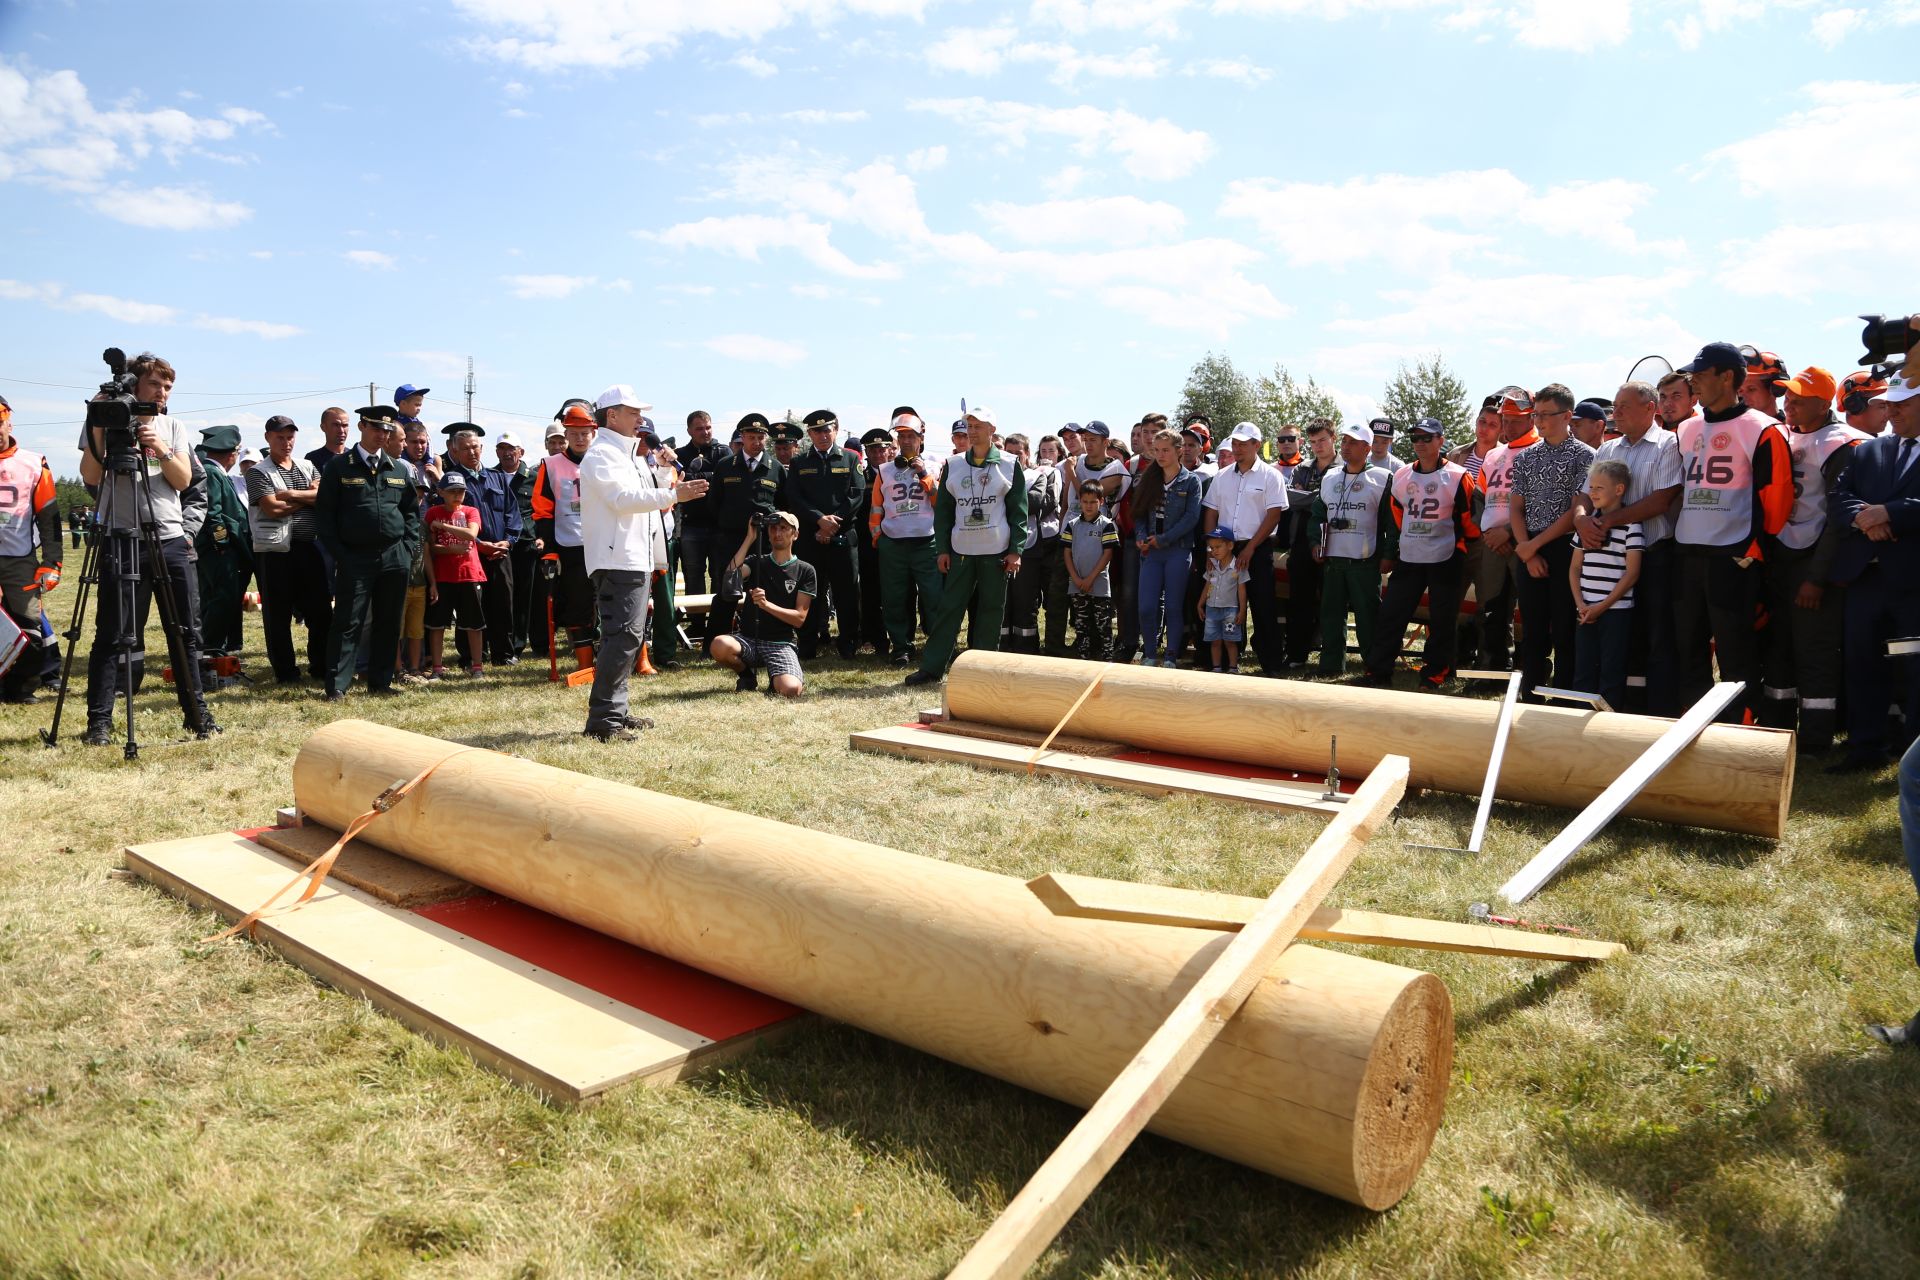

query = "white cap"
(594, 384), (652, 412)
(496, 429), (523, 448)
(1228, 421), (1262, 444)
(891, 412), (924, 432)
(1873, 376), (1920, 405)
(544, 421), (566, 439)
(235, 447), (258, 465)
(1337, 422), (1373, 444)
(965, 406), (998, 427)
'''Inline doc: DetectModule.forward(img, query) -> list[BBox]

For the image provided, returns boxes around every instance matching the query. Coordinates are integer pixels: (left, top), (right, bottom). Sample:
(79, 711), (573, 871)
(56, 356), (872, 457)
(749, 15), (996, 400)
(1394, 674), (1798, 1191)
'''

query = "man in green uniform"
(314, 406), (420, 701)
(855, 423), (895, 656)
(786, 407), (865, 659)
(713, 412), (784, 552)
(905, 407), (1027, 686)
(192, 425), (252, 658)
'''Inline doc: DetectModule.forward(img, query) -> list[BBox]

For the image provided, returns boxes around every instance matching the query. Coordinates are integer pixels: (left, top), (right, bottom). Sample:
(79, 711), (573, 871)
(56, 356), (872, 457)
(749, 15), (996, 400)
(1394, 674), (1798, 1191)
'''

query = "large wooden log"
(942, 652), (1791, 838)
(293, 722), (1451, 1210)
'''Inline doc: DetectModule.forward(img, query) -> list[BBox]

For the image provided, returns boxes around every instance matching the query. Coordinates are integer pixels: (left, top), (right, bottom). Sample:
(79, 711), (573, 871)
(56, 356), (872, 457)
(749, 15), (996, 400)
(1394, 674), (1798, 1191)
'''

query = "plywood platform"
(125, 831), (802, 1102)
(851, 724), (1350, 817)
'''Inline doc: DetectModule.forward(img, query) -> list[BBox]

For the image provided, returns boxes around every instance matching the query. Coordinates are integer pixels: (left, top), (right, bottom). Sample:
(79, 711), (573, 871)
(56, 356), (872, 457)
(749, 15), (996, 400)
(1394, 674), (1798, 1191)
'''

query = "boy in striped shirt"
(1569, 459), (1642, 710)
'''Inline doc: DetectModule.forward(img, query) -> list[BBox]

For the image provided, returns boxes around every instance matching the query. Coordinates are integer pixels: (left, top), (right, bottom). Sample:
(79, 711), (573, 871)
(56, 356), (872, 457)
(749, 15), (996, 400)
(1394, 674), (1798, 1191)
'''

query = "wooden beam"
(850, 725), (1345, 818)
(1497, 682), (1746, 904)
(946, 757), (1411, 1280)
(1027, 872), (1623, 963)
(1466, 670), (1524, 854)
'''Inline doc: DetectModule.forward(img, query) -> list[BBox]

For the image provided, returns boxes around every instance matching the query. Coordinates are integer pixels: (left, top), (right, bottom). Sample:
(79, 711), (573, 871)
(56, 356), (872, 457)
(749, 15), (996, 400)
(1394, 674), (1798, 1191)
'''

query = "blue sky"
(3, 0), (1915, 468)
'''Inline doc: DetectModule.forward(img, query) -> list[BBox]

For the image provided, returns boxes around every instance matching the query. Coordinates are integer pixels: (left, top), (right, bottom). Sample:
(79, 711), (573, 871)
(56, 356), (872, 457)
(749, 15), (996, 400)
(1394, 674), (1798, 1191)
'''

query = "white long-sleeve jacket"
(579, 432), (675, 575)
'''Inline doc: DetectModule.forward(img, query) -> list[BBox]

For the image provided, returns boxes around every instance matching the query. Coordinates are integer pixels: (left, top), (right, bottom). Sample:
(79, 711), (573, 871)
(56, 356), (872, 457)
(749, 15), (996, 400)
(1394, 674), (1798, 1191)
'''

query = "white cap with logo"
(1228, 421), (1263, 444)
(594, 384), (653, 412)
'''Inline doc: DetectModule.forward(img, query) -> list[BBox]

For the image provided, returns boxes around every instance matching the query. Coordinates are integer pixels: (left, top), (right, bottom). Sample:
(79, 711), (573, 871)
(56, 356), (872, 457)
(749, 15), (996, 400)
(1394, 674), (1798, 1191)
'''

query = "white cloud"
(909, 97), (1213, 180)
(247, 249), (272, 259)
(924, 26), (1166, 85)
(1182, 57), (1273, 84)
(1505, 0), (1632, 50)
(1033, 0), (1192, 36)
(1717, 219), (1910, 299)
(1220, 168), (1678, 273)
(783, 108), (868, 123)
(91, 184), (251, 230)
(194, 315), (302, 340)
(344, 249), (397, 270)
(503, 272), (598, 298)
(640, 212), (901, 279)
(66, 291), (179, 325)
(926, 24), (1018, 74)
(453, 0), (930, 71)
(1702, 81), (1920, 206)
(730, 51), (779, 77)
(1810, 7), (1863, 46)
(705, 333), (809, 367)
(0, 57), (266, 227)
(977, 195), (1186, 246)
(906, 144), (947, 171)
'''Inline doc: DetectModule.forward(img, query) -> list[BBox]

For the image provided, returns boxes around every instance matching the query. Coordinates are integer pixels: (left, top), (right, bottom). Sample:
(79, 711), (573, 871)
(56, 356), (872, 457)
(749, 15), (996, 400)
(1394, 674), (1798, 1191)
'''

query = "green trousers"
(877, 535), (942, 653)
(648, 549), (677, 665)
(918, 552), (1008, 676)
(1317, 556), (1380, 675)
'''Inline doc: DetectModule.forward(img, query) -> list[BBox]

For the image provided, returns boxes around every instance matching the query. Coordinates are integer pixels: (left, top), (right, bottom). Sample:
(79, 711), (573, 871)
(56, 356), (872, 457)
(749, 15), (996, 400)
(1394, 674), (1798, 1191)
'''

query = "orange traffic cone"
(635, 643), (657, 676)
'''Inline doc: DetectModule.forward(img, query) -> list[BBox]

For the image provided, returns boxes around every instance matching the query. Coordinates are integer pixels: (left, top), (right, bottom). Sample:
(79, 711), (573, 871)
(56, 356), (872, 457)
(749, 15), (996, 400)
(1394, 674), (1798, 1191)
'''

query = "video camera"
(82, 347), (159, 476)
(751, 510), (782, 530)
(1858, 315), (1918, 366)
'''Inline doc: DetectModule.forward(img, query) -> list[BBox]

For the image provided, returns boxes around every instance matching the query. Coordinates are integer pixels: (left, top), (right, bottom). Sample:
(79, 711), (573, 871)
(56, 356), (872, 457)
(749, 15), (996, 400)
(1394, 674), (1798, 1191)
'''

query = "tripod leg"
(39, 520), (106, 746)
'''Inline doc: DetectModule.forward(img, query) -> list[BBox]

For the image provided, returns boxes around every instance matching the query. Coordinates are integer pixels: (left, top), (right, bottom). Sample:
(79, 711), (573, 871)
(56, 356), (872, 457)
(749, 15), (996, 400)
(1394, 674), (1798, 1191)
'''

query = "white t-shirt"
(80, 414), (192, 540)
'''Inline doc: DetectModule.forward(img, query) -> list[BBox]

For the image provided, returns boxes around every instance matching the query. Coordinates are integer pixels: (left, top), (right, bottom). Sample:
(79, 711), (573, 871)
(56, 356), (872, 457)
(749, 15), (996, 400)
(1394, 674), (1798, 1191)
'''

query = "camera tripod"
(41, 451), (202, 759)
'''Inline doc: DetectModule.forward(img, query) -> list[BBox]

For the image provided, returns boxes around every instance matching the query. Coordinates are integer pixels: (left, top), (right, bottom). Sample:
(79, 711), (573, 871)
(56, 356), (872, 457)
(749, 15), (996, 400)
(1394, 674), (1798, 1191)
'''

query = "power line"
(12, 385), (366, 428)
(0, 374), (362, 398)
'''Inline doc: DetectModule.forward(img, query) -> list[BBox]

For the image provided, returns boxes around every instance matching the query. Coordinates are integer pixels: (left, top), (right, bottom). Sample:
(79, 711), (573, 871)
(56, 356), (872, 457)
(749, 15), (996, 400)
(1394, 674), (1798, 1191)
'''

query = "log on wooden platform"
(293, 722), (1452, 1209)
(850, 725), (1347, 817)
(942, 651), (1792, 838)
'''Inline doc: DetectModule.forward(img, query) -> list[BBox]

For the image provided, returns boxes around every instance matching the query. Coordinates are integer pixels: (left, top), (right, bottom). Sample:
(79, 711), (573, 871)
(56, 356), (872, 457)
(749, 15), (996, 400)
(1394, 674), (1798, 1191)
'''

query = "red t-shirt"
(425, 503), (484, 583)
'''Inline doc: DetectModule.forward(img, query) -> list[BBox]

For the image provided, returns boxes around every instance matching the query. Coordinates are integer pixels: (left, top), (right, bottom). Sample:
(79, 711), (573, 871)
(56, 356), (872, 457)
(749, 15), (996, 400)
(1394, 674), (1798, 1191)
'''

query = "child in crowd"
(423, 473), (487, 679)
(1568, 458), (1642, 710)
(1065, 480), (1118, 660)
(1198, 526), (1248, 672)
(399, 504), (430, 682)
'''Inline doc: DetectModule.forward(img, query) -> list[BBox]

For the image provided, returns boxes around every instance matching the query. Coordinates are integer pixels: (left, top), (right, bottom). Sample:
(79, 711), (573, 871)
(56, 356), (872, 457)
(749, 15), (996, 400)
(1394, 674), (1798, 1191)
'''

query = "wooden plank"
(927, 719), (1128, 758)
(947, 758), (1411, 1280)
(124, 832), (743, 1102)
(254, 823), (475, 908)
(679, 593), (714, 616)
(1466, 670), (1524, 854)
(1026, 872), (1623, 963)
(1497, 681), (1746, 904)
(850, 725), (1344, 818)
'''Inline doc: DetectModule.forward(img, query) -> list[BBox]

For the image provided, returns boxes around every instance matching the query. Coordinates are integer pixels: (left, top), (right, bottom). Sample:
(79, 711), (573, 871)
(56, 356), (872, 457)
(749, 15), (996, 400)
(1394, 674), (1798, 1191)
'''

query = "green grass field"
(2, 611), (1918, 1279)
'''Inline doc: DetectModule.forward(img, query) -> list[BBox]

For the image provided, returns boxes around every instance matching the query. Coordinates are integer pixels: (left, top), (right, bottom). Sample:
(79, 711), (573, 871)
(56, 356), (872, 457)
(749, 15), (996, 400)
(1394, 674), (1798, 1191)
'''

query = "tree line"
(1173, 351), (1471, 462)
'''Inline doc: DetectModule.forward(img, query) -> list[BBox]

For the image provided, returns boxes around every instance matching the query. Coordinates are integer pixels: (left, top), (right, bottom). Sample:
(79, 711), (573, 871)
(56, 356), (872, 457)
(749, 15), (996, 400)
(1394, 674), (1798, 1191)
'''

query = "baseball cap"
(1182, 423), (1212, 446)
(1083, 420), (1111, 438)
(965, 406), (999, 428)
(890, 412), (924, 434)
(1780, 367), (1837, 402)
(1872, 376), (1920, 405)
(1571, 401), (1607, 423)
(544, 422), (566, 441)
(1060, 422), (1083, 435)
(496, 430), (523, 448)
(263, 414), (298, 433)
(394, 384), (429, 401)
(1228, 421), (1262, 444)
(950, 419), (968, 436)
(437, 471), (467, 489)
(594, 384), (652, 412)
(770, 510), (800, 530)
(1337, 422), (1373, 444)
(1368, 417), (1394, 436)
(1407, 417), (1444, 439)
(1678, 342), (1746, 376)
(1207, 525), (1236, 542)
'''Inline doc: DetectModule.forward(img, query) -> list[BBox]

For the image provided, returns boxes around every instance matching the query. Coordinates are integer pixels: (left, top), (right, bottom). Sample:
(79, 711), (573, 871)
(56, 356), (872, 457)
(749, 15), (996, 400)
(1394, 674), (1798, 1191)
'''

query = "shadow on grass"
(687, 1021), (1378, 1275)
(1558, 1044), (1920, 1279)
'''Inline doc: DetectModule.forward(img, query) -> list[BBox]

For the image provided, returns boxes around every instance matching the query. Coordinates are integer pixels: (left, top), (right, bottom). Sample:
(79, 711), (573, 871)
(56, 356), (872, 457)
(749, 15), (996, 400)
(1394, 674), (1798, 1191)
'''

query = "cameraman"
(77, 351), (219, 742)
(709, 511), (814, 697)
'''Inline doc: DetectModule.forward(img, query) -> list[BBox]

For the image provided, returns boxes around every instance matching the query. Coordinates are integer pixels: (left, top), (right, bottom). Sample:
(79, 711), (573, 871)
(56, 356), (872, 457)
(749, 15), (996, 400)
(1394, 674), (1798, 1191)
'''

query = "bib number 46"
(1686, 454), (1736, 486)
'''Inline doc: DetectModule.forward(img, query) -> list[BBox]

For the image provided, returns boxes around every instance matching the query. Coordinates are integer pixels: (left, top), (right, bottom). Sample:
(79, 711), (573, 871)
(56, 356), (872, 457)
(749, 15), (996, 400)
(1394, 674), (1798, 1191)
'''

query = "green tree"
(1252, 364), (1342, 439)
(1379, 354), (1471, 457)
(1175, 351), (1257, 435)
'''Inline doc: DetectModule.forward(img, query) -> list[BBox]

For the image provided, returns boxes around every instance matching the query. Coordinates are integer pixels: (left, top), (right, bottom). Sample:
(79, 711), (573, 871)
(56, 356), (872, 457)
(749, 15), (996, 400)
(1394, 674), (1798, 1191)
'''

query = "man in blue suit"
(1828, 374), (1920, 775)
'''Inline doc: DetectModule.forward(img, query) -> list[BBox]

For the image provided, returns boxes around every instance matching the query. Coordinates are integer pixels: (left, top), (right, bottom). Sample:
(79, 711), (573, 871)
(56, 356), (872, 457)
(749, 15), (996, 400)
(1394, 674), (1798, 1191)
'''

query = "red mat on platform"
(412, 894), (799, 1042)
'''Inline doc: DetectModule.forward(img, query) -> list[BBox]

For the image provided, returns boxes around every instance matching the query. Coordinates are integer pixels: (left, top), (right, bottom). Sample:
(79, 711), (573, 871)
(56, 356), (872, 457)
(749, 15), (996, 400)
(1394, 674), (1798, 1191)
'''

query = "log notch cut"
(942, 651), (1792, 839)
(294, 721), (1452, 1210)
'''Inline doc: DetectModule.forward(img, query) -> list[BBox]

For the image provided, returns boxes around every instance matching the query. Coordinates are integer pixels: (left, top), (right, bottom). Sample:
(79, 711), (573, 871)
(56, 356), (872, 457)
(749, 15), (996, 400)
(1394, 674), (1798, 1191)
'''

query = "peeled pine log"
(294, 722), (1451, 1209)
(943, 652), (1792, 838)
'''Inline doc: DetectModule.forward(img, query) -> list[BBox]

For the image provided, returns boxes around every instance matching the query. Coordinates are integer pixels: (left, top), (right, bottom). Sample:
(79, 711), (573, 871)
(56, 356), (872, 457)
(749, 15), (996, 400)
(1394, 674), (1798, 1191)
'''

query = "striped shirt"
(1571, 519), (1643, 609)
(245, 456), (321, 541)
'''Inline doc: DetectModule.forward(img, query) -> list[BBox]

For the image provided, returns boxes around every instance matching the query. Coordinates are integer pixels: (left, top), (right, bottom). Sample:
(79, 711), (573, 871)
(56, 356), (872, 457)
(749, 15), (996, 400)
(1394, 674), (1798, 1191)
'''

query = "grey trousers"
(586, 568), (652, 734)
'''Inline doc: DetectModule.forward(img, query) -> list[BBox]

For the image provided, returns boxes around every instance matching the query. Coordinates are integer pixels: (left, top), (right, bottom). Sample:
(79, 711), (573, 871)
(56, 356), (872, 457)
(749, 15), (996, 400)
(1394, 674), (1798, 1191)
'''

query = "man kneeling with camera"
(709, 511), (815, 697)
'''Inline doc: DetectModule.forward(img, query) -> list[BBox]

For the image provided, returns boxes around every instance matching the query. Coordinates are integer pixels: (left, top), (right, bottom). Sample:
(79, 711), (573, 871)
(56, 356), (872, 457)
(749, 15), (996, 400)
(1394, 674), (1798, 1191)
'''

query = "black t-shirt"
(739, 552), (817, 644)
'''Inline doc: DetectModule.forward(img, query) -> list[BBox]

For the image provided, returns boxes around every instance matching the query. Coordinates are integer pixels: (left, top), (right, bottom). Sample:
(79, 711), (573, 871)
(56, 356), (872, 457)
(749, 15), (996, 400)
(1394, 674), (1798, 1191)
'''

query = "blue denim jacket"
(1138, 468), (1204, 554)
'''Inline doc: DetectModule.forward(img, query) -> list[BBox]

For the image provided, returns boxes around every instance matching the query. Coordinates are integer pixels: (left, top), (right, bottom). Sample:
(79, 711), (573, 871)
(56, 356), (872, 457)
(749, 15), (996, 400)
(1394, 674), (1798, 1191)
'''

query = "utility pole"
(368, 381), (376, 407)
(465, 356), (475, 424)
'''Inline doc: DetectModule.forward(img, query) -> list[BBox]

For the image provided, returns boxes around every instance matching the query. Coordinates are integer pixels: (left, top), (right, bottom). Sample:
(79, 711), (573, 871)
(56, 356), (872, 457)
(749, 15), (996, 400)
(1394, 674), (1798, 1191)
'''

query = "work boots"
(635, 643), (657, 676)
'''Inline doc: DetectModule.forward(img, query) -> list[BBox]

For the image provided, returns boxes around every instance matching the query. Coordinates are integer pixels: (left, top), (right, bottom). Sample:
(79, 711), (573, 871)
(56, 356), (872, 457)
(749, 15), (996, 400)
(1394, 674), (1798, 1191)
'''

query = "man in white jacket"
(578, 384), (707, 742)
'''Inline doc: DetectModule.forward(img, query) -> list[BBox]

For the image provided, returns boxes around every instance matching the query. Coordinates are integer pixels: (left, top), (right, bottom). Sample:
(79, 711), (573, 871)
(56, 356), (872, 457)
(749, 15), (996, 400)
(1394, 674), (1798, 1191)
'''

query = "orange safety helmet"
(1838, 369), (1890, 415)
